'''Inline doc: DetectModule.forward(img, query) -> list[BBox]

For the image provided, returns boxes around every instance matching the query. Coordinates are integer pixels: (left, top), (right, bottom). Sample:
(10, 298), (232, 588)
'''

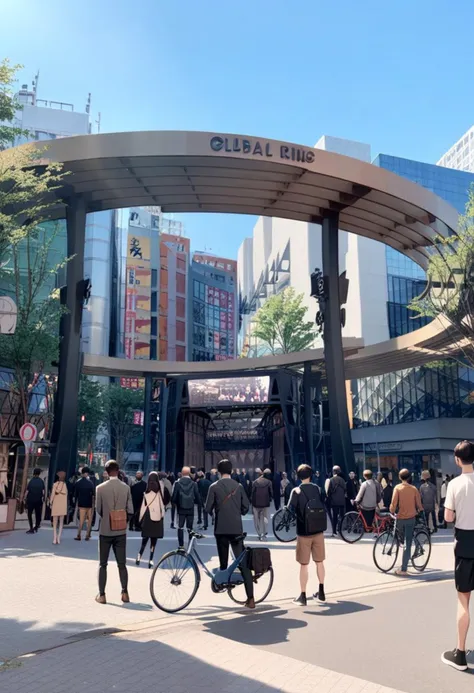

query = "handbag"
(109, 486), (127, 532)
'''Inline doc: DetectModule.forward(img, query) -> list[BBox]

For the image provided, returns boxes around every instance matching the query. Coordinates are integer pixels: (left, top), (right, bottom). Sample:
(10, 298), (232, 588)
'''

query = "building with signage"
(190, 253), (237, 361)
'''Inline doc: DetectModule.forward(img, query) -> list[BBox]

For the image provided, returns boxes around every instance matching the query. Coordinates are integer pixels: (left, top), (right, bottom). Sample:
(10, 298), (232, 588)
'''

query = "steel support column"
(321, 212), (355, 475)
(143, 375), (152, 474)
(49, 196), (87, 481)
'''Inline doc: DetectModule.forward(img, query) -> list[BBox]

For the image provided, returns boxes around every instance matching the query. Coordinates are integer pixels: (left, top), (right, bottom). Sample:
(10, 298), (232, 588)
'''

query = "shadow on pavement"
(202, 608), (307, 645)
(303, 599), (373, 617)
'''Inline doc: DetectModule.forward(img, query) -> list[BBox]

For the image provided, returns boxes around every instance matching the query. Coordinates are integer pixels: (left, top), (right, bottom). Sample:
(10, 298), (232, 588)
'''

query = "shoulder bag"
(109, 485), (127, 532)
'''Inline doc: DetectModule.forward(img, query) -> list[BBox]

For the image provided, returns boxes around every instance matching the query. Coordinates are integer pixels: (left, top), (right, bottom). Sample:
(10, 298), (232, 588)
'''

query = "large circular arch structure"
(3, 131), (460, 474)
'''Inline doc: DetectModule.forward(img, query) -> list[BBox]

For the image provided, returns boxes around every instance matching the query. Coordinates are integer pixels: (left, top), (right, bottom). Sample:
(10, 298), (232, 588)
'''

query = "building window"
(151, 269), (158, 288)
(150, 339), (157, 360)
(151, 316), (157, 337)
(151, 291), (158, 312)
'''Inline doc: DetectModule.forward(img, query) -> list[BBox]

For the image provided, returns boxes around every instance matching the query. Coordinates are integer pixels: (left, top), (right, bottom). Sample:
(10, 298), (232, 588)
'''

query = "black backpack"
(301, 485), (327, 534)
(178, 480), (195, 510)
(250, 547), (272, 575)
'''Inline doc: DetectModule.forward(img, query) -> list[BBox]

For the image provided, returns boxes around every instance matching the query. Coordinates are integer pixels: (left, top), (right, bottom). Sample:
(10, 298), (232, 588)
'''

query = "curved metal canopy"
(35, 130), (459, 269)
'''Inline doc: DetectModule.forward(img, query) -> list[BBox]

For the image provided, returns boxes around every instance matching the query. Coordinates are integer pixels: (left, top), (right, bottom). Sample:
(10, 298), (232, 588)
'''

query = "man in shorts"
(289, 464), (326, 607)
(442, 440), (474, 671)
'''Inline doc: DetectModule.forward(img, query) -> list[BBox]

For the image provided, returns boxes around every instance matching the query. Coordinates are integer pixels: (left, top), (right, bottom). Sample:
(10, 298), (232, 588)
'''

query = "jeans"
(77, 507), (92, 538)
(398, 518), (416, 571)
(424, 508), (437, 532)
(197, 505), (209, 528)
(215, 534), (254, 600)
(178, 514), (194, 547)
(253, 507), (269, 537)
(330, 505), (345, 534)
(27, 501), (42, 531)
(98, 534), (128, 595)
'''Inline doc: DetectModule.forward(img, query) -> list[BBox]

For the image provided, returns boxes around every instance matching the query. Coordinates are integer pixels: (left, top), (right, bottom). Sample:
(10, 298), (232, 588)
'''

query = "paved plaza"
(1, 514), (473, 692)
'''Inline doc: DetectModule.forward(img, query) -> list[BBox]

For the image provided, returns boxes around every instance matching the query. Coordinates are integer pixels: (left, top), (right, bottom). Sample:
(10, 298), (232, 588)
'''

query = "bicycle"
(272, 506), (297, 543)
(373, 514), (432, 573)
(339, 506), (394, 544)
(150, 530), (274, 612)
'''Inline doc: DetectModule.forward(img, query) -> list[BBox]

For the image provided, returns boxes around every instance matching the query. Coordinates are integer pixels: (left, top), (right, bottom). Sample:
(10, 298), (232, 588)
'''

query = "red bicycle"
(339, 507), (394, 544)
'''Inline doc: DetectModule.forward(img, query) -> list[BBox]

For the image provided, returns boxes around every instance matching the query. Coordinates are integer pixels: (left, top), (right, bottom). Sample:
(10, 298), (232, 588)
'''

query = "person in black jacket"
(171, 466), (201, 548)
(346, 471), (360, 512)
(197, 472), (211, 530)
(205, 458), (255, 608)
(25, 468), (45, 534)
(130, 471), (147, 531)
(74, 466), (95, 540)
(327, 466), (347, 536)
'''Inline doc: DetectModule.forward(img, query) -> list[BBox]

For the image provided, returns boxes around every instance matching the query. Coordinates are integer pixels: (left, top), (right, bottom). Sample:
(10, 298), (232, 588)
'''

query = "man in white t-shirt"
(441, 440), (474, 672)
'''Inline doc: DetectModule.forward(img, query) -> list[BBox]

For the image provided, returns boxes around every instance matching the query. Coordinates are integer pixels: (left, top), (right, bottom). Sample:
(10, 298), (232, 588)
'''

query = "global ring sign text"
(210, 135), (315, 164)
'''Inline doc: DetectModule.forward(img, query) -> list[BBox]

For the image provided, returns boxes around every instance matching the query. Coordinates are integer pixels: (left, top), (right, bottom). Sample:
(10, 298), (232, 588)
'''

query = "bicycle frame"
(185, 535), (247, 584)
(356, 509), (392, 534)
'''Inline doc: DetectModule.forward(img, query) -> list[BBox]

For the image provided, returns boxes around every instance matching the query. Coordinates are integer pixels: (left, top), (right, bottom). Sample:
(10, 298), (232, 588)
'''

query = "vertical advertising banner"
(125, 232), (151, 360)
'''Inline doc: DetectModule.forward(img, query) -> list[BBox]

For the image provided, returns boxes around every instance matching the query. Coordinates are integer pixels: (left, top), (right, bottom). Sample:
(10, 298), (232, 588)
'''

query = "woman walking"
(136, 472), (171, 568)
(50, 471), (68, 544)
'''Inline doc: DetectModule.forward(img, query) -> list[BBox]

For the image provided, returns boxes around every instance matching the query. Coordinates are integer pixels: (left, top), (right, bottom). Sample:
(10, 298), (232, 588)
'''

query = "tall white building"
(437, 125), (474, 172)
(238, 136), (389, 357)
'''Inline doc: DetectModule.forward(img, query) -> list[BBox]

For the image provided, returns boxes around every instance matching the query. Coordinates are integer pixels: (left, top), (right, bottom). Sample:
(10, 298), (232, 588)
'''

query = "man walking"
(289, 464), (327, 606)
(346, 471), (360, 513)
(95, 460), (133, 604)
(251, 468), (273, 540)
(327, 466), (347, 537)
(25, 468), (45, 534)
(74, 466), (95, 541)
(130, 471), (146, 531)
(205, 459), (255, 609)
(171, 466), (201, 548)
(420, 470), (438, 533)
(442, 440), (474, 671)
(197, 472), (211, 530)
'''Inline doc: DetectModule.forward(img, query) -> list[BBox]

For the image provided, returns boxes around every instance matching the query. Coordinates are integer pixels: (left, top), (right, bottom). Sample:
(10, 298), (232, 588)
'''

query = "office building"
(437, 125), (474, 172)
(190, 253), (237, 361)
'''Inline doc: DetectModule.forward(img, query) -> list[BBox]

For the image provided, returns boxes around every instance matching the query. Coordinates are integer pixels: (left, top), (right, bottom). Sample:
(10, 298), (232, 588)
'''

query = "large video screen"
(188, 376), (270, 407)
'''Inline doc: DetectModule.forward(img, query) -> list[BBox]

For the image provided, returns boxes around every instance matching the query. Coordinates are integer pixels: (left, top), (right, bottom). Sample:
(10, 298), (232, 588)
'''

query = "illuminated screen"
(188, 376), (270, 407)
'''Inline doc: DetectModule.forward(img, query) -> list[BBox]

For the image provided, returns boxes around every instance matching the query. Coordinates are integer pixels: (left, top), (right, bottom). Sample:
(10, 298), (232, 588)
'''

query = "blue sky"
(2, 0), (474, 259)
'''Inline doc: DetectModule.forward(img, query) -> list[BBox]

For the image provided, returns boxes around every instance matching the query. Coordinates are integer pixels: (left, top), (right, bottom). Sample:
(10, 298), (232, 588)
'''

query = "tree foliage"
(251, 287), (317, 354)
(77, 376), (105, 452)
(410, 190), (474, 367)
(102, 384), (144, 464)
(0, 58), (28, 148)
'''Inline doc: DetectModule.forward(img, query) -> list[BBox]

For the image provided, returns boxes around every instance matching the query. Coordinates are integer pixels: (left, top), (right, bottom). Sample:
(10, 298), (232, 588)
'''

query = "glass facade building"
(353, 156), (474, 448)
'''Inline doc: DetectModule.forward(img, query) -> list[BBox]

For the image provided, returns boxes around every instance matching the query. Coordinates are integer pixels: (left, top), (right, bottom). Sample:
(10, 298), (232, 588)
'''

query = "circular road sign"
(20, 422), (37, 444)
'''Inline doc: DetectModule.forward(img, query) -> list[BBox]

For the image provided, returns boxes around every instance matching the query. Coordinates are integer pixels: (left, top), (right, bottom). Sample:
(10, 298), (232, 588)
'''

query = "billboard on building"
(125, 233), (151, 360)
(188, 376), (270, 407)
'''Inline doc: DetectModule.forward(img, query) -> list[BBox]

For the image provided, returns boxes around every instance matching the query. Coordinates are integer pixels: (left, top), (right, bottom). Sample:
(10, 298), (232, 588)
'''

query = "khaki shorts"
(296, 533), (325, 565)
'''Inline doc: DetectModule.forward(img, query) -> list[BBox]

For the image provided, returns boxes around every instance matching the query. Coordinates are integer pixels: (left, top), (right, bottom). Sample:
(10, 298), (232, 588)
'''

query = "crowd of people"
(22, 443), (474, 672)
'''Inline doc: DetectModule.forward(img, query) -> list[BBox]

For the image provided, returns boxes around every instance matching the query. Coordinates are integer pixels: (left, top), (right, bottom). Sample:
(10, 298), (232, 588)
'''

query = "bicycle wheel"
(150, 550), (200, 613)
(228, 566), (274, 605)
(340, 512), (365, 544)
(373, 531), (399, 573)
(411, 529), (431, 572)
(272, 508), (297, 543)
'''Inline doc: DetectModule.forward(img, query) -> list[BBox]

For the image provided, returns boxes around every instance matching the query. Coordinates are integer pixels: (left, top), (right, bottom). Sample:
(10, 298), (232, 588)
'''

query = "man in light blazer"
(95, 460), (133, 604)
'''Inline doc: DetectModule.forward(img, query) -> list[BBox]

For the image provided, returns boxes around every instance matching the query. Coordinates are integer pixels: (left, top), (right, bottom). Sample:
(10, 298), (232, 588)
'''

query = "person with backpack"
(355, 469), (382, 528)
(205, 458), (255, 609)
(171, 466), (201, 548)
(289, 464), (327, 606)
(251, 468), (273, 540)
(327, 466), (347, 537)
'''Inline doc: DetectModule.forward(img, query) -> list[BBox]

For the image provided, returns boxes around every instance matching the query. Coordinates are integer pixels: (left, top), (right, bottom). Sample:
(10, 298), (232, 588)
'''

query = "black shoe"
(203, 526), (208, 531)
(441, 649), (468, 671)
(26, 529), (35, 535)
(292, 593), (307, 606)
(170, 524), (175, 529)
(314, 587), (326, 602)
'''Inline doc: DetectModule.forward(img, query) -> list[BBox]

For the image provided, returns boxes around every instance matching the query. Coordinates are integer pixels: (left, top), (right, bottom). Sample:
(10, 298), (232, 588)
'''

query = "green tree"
(0, 58), (28, 148)
(251, 287), (317, 355)
(102, 384), (144, 465)
(77, 376), (105, 454)
(410, 190), (474, 367)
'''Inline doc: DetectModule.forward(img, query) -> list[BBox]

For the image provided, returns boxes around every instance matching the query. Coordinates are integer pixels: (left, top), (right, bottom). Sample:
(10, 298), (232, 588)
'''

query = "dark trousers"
(27, 501), (42, 531)
(274, 494), (281, 512)
(424, 508), (437, 532)
(197, 505), (209, 528)
(171, 504), (176, 526)
(139, 536), (158, 558)
(129, 508), (141, 531)
(98, 534), (128, 596)
(331, 505), (345, 534)
(178, 514), (194, 547)
(361, 508), (376, 528)
(215, 534), (254, 600)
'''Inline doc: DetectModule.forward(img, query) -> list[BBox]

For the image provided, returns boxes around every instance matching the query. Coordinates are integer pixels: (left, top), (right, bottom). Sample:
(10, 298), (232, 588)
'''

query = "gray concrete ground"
(1, 513), (472, 693)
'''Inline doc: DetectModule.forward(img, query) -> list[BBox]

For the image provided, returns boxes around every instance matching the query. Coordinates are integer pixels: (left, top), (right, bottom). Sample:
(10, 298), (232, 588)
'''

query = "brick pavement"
(0, 620), (408, 693)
